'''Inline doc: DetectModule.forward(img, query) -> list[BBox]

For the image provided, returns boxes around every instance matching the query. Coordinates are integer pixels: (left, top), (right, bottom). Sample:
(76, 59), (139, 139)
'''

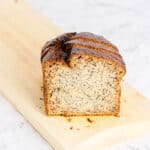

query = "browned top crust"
(41, 32), (126, 71)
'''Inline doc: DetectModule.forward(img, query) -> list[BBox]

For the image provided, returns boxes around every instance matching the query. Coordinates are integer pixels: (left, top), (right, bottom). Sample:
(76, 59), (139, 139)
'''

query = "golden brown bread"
(41, 32), (125, 67)
(41, 32), (126, 116)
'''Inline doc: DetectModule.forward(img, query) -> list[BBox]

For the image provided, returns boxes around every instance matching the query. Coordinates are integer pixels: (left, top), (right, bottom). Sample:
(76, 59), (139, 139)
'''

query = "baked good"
(41, 32), (126, 116)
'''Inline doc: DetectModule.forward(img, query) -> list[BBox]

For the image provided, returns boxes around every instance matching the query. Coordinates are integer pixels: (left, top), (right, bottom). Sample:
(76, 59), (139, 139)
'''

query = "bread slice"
(41, 32), (126, 116)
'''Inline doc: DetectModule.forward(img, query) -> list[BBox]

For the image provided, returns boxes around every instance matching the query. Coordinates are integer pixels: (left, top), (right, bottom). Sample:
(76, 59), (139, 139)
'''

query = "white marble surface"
(0, 0), (150, 149)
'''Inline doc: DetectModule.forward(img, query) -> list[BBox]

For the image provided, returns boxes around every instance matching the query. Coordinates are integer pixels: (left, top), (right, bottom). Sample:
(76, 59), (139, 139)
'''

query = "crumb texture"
(41, 32), (126, 116)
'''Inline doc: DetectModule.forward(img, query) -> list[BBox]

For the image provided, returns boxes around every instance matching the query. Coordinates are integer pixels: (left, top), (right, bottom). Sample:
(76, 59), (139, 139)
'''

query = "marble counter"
(0, 0), (150, 149)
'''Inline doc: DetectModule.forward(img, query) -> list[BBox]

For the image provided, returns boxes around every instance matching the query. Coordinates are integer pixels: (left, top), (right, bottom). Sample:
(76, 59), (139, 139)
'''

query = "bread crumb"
(115, 114), (120, 117)
(40, 98), (43, 101)
(87, 118), (94, 123)
(41, 86), (44, 92)
(67, 118), (72, 122)
(70, 126), (73, 130)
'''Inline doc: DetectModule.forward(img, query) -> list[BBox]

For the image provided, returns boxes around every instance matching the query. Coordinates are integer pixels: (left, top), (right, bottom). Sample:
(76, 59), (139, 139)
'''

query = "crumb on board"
(41, 86), (44, 92)
(69, 126), (80, 130)
(67, 118), (72, 122)
(40, 98), (44, 100)
(115, 114), (120, 117)
(87, 118), (94, 123)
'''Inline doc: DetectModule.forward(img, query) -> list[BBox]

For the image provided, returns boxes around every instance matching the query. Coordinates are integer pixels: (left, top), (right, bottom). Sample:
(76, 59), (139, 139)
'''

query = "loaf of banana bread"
(41, 32), (126, 116)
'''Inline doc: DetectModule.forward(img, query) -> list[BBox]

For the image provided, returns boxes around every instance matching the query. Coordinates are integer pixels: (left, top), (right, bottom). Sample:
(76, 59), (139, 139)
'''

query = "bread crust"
(41, 32), (125, 70)
(70, 32), (119, 51)
(41, 32), (126, 116)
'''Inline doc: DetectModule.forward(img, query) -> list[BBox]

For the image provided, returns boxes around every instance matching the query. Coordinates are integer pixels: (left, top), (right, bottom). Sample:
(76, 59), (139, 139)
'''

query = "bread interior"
(44, 55), (123, 115)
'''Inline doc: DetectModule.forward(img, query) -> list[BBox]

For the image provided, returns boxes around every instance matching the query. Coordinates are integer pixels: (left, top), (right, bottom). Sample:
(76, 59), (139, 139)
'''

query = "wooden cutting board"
(0, 1), (150, 150)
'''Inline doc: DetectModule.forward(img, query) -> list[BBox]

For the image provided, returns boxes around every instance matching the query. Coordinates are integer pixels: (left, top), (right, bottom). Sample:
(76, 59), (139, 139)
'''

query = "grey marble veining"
(0, 0), (150, 150)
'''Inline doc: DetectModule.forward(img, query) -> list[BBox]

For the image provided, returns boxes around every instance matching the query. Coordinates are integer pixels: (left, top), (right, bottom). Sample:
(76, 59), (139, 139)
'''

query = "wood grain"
(0, 0), (150, 150)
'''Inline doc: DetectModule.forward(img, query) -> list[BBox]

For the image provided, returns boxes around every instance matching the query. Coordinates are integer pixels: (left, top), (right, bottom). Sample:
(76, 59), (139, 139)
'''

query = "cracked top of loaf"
(41, 32), (126, 73)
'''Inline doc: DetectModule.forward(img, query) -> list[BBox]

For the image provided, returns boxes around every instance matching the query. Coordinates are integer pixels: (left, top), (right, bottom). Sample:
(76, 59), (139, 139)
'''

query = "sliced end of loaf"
(43, 55), (124, 116)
